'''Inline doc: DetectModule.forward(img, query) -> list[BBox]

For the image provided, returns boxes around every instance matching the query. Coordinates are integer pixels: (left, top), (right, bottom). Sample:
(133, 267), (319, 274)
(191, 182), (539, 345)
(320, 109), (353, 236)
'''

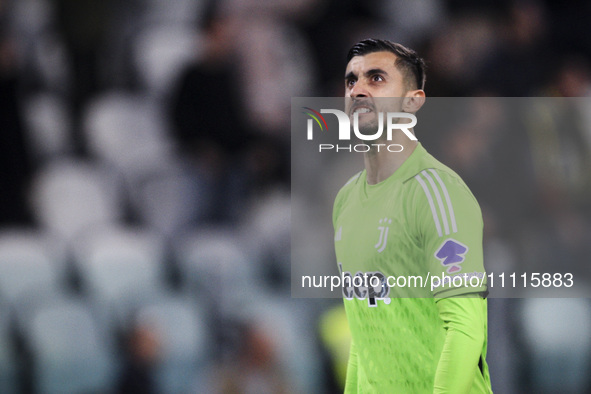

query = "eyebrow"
(345, 71), (356, 81)
(345, 68), (389, 82)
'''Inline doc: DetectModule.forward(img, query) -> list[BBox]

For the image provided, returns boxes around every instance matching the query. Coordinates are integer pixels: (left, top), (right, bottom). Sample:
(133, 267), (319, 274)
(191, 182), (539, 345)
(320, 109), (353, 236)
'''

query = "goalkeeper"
(333, 38), (493, 393)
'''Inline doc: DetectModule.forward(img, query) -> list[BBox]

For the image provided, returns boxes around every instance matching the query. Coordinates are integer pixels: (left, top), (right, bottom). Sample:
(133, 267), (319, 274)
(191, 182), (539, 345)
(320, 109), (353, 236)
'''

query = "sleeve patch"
(435, 238), (468, 274)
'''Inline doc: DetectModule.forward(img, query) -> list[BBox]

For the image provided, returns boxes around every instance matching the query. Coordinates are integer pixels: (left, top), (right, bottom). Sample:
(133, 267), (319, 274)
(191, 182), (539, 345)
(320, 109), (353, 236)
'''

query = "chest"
(334, 185), (423, 275)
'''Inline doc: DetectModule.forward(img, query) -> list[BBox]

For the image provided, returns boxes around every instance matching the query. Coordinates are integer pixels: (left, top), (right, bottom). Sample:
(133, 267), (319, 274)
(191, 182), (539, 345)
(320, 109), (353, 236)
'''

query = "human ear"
(402, 90), (426, 113)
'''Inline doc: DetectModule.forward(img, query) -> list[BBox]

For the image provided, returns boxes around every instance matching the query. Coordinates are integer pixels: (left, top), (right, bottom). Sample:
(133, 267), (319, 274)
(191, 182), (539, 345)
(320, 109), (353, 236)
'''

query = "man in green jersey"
(333, 39), (493, 393)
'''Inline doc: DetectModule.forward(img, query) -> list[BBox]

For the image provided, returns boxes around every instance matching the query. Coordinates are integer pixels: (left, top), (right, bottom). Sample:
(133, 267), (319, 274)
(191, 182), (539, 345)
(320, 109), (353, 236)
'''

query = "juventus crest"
(375, 217), (392, 253)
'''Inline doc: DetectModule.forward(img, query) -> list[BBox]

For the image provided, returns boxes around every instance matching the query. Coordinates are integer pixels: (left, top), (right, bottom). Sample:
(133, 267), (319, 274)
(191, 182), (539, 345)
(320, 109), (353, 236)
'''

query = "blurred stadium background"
(0, 0), (591, 392)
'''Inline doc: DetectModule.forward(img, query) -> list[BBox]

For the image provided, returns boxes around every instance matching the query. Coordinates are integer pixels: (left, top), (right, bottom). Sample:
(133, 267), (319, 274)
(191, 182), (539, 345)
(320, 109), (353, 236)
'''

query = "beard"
(350, 111), (384, 140)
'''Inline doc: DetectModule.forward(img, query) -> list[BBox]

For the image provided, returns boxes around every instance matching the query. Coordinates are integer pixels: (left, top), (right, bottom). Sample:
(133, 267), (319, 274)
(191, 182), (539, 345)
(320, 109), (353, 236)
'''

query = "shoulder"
(412, 167), (478, 206)
(405, 153), (482, 237)
(333, 171), (363, 217)
(405, 148), (479, 209)
(335, 170), (363, 199)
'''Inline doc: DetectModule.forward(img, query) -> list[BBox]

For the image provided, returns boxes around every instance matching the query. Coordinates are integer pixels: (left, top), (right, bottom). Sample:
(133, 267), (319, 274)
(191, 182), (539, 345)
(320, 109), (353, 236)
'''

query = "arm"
(344, 338), (358, 394)
(433, 297), (486, 394)
(410, 168), (488, 392)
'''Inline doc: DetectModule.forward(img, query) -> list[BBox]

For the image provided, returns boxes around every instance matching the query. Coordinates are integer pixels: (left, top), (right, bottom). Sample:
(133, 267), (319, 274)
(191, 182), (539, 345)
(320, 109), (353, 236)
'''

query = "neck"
(364, 134), (418, 184)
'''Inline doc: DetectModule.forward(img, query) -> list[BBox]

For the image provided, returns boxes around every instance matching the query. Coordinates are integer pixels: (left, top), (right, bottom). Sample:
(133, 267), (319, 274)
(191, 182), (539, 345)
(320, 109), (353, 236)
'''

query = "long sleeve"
(434, 297), (486, 393)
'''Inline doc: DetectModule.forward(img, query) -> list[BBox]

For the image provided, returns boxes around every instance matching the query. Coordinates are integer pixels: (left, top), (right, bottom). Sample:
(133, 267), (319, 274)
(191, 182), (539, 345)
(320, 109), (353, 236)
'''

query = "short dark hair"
(347, 39), (426, 90)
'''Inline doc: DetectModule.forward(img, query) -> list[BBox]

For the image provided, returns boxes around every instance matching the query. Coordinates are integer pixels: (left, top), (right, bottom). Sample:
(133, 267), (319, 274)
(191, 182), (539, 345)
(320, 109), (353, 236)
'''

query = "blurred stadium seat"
(82, 91), (175, 179)
(128, 166), (207, 238)
(71, 225), (168, 324)
(11, 0), (52, 38)
(174, 227), (257, 317)
(29, 159), (123, 241)
(22, 92), (73, 161)
(133, 25), (201, 96)
(20, 294), (116, 394)
(0, 229), (67, 304)
(241, 189), (291, 288)
(520, 297), (591, 393)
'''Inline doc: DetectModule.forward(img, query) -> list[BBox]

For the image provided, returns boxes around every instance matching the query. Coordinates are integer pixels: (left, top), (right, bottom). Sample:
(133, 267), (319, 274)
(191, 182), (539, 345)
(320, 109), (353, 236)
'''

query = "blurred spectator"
(210, 322), (290, 394)
(544, 56), (591, 97)
(169, 1), (291, 223)
(117, 322), (161, 394)
(230, 0), (315, 128)
(547, 0), (591, 61)
(0, 30), (33, 224)
(478, 0), (553, 96)
(428, 98), (536, 240)
(317, 303), (351, 393)
(423, 12), (499, 96)
(168, 2), (254, 223)
(519, 69), (591, 277)
(51, 0), (111, 152)
(301, 0), (382, 96)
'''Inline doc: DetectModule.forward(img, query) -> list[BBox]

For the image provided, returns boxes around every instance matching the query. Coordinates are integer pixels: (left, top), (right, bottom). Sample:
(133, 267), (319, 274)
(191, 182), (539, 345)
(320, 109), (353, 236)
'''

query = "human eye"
(372, 74), (384, 82)
(346, 78), (356, 88)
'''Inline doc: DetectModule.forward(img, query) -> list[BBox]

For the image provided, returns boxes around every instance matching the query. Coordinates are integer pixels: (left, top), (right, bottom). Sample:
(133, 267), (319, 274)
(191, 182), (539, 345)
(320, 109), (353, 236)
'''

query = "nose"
(350, 80), (369, 98)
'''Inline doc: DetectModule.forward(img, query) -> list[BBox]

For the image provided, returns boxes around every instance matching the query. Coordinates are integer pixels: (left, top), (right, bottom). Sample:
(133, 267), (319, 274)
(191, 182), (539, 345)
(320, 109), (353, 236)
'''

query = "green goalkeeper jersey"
(333, 143), (492, 393)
